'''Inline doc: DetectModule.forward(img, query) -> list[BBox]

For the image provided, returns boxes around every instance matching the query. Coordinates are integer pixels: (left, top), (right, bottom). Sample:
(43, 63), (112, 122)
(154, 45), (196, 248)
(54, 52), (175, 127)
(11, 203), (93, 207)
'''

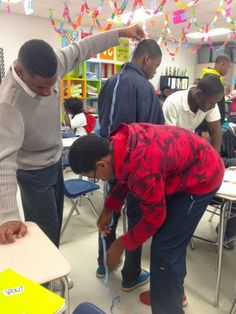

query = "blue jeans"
(98, 181), (143, 286)
(17, 160), (64, 247)
(150, 189), (219, 314)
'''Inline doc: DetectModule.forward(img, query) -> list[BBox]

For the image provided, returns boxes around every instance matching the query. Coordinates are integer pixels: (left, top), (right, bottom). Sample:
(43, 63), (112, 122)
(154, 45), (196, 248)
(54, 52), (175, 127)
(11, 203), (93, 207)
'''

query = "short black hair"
(18, 39), (57, 77)
(68, 135), (110, 174)
(215, 53), (231, 64)
(161, 86), (171, 93)
(132, 39), (162, 59)
(197, 75), (224, 96)
(64, 97), (84, 116)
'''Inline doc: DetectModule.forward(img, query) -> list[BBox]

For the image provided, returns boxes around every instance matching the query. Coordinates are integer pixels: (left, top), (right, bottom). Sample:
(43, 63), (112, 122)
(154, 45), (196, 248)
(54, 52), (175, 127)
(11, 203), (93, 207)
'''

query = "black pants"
(98, 181), (143, 285)
(150, 189), (218, 314)
(17, 160), (64, 247)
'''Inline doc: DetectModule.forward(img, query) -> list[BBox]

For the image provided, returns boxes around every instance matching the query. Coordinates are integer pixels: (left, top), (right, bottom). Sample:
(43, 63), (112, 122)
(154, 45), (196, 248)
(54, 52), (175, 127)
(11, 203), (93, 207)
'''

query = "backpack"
(83, 112), (96, 134)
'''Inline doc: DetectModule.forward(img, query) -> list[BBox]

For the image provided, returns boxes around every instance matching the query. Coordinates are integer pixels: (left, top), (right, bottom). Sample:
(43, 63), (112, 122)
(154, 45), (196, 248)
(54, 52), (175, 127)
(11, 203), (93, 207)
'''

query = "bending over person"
(68, 123), (224, 314)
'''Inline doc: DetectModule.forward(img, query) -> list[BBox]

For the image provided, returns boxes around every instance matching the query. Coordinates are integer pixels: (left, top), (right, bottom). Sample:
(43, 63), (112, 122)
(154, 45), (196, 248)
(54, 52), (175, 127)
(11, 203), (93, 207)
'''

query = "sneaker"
(216, 226), (235, 250)
(223, 240), (235, 250)
(122, 270), (150, 291)
(139, 290), (187, 307)
(96, 265), (106, 278)
(96, 259), (122, 278)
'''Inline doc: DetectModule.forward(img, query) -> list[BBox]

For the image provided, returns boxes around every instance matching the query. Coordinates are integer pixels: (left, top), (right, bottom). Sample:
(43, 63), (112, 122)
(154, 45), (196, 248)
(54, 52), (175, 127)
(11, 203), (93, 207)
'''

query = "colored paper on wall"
(173, 10), (186, 25)
(100, 48), (114, 61)
(115, 39), (129, 62)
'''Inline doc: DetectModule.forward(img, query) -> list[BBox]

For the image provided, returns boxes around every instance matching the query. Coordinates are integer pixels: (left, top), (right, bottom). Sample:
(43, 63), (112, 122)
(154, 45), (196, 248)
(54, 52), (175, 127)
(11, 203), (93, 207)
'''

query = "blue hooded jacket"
(98, 62), (164, 138)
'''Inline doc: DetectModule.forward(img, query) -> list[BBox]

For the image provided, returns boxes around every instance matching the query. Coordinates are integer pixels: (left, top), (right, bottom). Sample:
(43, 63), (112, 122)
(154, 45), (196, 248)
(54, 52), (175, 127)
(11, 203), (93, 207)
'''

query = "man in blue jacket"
(97, 39), (164, 291)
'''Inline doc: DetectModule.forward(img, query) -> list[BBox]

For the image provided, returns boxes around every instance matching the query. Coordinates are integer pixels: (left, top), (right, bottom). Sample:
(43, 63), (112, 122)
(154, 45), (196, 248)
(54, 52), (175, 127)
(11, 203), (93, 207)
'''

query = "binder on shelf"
(0, 269), (65, 314)
(171, 78), (176, 89)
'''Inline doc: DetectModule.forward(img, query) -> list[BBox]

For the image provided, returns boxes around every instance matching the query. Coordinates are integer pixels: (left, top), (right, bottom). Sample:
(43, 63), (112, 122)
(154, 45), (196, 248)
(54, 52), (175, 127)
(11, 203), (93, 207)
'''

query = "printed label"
(3, 286), (24, 296)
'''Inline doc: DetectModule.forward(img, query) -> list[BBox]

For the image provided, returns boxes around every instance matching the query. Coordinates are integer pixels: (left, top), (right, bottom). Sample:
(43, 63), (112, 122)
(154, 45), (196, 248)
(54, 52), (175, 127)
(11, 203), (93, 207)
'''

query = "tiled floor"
(18, 171), (236, 314)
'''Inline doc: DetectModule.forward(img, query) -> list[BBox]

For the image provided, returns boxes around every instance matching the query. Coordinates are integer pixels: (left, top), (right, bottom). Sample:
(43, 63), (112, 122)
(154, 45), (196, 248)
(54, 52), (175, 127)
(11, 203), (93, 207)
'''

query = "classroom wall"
(150, 42), (197, 90)
(0, 12), (61, 71)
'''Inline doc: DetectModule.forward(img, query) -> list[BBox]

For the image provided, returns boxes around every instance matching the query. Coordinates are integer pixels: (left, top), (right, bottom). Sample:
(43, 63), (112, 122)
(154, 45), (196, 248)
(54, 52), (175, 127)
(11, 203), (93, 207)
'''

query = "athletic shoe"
(223, 240), (235, 250)
(139, 290), (188, 307)
(122, 270), (150, 291)
(96, 259), (122, 278)
(216, 226), (235, 250)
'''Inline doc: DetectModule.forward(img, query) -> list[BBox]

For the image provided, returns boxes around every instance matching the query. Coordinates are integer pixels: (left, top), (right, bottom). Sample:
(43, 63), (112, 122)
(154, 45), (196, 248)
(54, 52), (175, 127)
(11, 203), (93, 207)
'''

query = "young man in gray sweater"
(0, 24), (144, 247)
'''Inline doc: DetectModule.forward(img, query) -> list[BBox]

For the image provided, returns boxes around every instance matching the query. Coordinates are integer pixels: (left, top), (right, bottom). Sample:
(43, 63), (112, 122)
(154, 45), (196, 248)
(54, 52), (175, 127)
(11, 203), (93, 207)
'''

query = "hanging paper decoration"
(46, 0), (235, 57)
(174, 0), (199, 10)
(107, 0), (129, 28)
(145, 0), (167, 15)
(158, 14), (189, 59)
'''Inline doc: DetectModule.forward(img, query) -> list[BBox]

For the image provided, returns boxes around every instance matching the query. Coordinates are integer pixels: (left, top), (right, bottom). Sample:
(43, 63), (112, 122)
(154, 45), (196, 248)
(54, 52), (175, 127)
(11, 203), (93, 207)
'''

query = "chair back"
(73, 302), (105, 314)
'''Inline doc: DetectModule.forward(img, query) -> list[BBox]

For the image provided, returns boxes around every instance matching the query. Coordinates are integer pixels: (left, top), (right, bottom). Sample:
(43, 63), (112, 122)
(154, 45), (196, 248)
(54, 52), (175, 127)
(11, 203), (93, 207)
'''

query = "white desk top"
(0, 222), (71, 284)
(216, 167), (236, 199)
(62, 137), (78, 148)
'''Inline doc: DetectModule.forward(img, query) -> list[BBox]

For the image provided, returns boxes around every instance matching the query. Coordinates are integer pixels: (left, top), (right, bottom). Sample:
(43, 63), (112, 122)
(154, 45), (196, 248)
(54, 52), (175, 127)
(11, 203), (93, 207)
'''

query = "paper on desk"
(217, 167), (236, 197)
(223, 167), (236, 184)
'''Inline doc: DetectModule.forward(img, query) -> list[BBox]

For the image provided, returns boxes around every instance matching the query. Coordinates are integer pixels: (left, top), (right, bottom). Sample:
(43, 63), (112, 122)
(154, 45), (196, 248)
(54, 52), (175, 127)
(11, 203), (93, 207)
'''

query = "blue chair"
(60, 179), (100, 238)
(73, 302), (105, 314)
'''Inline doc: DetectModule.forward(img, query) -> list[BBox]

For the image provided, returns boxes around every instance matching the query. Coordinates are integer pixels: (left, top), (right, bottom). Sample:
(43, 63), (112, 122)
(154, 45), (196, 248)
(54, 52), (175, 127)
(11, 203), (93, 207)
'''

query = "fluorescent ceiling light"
(1, 0), (22, 3)
(186, 28), (232, 39)
(107, 8), (163, 24)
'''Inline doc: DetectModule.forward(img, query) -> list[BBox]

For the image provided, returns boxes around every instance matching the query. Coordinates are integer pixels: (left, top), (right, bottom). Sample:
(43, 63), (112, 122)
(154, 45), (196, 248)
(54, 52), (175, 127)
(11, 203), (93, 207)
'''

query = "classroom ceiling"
(2, 0), (236, 44)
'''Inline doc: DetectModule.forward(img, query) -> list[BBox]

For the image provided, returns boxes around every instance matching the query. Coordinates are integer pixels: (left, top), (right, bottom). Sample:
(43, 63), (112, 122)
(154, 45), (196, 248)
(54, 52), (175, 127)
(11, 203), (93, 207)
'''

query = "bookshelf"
(160, 75), (189, 91)
(61, 39), (129, 113)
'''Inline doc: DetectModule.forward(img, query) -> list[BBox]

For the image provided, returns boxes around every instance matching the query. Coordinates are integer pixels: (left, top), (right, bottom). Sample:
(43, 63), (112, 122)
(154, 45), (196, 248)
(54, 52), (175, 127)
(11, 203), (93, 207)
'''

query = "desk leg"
(229, 297), (236, 314)
(61, 276), (70, 314)
(214, 202), (227, 307)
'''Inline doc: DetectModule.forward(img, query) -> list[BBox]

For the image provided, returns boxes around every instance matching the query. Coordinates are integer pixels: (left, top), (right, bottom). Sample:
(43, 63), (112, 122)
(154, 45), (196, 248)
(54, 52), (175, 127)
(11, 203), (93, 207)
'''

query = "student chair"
(72, 302), (105, 314)
(60, 179), (100, 238)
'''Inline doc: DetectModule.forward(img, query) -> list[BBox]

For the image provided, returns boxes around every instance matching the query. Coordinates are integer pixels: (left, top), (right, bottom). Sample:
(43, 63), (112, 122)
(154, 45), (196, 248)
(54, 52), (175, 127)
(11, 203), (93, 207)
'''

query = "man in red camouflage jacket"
(68, 123), (224, 314)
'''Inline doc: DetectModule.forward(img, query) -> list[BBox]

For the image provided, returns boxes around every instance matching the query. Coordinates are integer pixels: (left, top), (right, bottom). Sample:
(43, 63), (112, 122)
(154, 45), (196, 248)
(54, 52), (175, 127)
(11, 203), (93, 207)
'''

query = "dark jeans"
(98, 181), (143, 285)
(211, 197), (236, 241)
(225, 203), (236, 241)
(17, 160), (64, 247)
(150, 189), (218, 314)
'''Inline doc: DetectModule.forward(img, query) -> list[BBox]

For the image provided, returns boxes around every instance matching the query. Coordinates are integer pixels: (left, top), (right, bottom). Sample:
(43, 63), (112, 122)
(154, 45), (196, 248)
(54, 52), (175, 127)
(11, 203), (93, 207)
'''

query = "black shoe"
(216, 226), (235, 250)
(223, 240), (235, 250)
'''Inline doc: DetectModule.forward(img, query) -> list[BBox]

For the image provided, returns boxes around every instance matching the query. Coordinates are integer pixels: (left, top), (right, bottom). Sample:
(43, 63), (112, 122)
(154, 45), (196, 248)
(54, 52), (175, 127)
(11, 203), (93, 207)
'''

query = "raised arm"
(56, 24), (145, 77)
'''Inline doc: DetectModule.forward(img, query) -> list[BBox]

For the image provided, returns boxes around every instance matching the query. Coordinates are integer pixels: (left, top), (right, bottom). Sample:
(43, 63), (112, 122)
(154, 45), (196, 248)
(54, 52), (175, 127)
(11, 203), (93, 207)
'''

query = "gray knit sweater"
(0, 30), (119, 223)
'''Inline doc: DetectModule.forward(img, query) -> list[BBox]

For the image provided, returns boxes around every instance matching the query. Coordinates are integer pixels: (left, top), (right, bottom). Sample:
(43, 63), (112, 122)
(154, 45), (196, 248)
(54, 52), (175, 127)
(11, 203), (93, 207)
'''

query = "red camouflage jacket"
(104, 123), (224, 250)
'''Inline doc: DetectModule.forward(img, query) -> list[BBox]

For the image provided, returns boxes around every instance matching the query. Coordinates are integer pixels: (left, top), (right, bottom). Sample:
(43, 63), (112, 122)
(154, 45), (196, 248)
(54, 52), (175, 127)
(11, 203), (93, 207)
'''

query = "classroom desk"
(193, 168), (236, 307)
(214, 168), (236, 307)
(0, 221), (72, 314)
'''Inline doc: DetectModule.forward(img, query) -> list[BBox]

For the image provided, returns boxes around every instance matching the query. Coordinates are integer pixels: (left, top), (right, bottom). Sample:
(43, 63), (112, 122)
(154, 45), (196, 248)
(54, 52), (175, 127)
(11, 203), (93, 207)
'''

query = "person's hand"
(97, 208), (113, 236)
(0, 221), (27, 244)
(107, 237), (125, 269)
(117, 24), (145, 41)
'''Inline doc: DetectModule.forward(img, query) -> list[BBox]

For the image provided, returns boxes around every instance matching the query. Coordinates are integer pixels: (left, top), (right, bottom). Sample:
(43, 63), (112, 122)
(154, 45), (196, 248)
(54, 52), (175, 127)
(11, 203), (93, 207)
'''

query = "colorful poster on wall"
(115, 39), (129, 62)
